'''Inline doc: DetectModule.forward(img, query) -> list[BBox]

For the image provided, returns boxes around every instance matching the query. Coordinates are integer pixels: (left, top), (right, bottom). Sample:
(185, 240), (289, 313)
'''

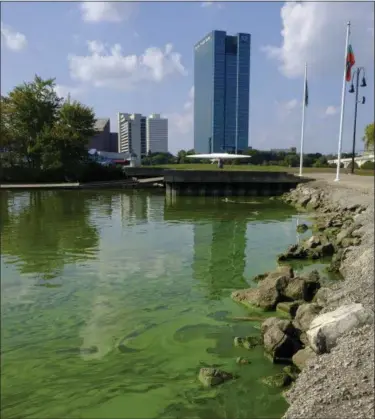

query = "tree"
(363, 123), (374, 151)
(177, 149), (187, 164)
(1, 75), (62, 169)
(1, 75), (97, 179)
(283, 154), (299, 167)
(313, 156), (329, 168)
(39, 100), (96, 170)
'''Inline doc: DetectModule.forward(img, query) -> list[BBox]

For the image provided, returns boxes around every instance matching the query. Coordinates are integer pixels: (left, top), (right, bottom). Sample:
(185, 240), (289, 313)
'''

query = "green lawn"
(153, 164), (374, 176)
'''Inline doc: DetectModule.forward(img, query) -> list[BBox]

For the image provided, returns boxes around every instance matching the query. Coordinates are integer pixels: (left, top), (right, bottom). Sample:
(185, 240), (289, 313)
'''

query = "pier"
(163, 170), (307, 197)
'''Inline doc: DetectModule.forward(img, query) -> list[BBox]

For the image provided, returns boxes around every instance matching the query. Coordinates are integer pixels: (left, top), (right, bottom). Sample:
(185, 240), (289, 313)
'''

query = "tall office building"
(194, 30), (251, 153)
(118, 113), (168, 156)
(118, 113), (147, 157)
(146, 114), (168, 154)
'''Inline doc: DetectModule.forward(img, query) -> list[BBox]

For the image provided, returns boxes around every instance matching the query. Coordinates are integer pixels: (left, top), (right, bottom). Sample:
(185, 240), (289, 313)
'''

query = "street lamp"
(348, 67), (367, 174)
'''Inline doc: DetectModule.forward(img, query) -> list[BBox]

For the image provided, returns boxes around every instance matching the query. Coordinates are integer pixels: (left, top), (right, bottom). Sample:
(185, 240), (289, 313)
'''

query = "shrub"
(0, 162), (127, 183)
(360, 161), (375, 170)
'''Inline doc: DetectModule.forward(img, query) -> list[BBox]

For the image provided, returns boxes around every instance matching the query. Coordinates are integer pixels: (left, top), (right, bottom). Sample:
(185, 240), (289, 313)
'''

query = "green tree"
(313, 156), (329, 168)
(363, 123), (374, 151)
(177, 149), (187, 164)
(1, 75), (98, 181)
(39, 100), (96, 170)
(283, 154), (299, 167)
(1, 75), (62, 169)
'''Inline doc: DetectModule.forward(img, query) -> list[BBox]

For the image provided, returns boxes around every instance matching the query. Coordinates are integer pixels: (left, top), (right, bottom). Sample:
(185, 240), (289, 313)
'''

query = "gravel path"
(283, 175), (374, 419)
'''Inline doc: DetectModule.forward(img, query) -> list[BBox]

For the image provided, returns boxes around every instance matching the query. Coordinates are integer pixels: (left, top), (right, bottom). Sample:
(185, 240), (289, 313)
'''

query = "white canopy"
(186, 153), (251, 160)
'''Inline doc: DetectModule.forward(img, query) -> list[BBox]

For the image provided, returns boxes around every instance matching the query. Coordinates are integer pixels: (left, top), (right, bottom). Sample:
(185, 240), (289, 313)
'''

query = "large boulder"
(293, 303), (323, 332)
(276, 270), (321, 302)
(262, 318), (301, 362)
(327, 249), (345, 272)
(276, 301), (303, 318)
(292, 347), (316, 371)
(198, 368), (234, 387)
(304, 235), (324, 250)
(261, 317), (294, 336)
(304, 270), (322, 299)
(305, 192), (321, 210)
(277, 245), (307, 262)
(319, 242), (335, 257)
(232, 268), (293, 310)
(307, 303), (374, 354)
(251, 265), (294, 283)
(335, 225), (356, 246)
(302, 235), (335, 258)
(231, 279), (279, 310)
(313, 287), (331, 305)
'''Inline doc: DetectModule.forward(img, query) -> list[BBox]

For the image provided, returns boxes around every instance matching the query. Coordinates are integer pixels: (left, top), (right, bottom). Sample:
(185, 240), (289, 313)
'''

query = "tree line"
(141, 148), (374, 169)
(0, 75), (126, 183)
(143, 122), (374, 169)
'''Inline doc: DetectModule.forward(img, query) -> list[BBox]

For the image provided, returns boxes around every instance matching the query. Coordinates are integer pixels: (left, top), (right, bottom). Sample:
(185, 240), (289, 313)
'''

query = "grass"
(152, 164), (374, 176)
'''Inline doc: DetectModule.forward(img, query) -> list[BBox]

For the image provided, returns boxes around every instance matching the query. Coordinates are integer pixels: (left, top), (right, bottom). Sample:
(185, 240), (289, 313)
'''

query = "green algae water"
(1, 190), (310, 419)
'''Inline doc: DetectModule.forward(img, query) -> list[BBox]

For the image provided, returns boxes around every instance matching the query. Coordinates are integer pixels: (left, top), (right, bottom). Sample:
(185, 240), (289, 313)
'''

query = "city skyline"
(194, 30), (251, 153)
(1, 2), (374, 155)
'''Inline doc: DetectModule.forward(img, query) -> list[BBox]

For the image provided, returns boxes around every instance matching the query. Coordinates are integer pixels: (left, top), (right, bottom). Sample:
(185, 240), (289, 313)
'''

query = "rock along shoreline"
(229, 179), (374, 418)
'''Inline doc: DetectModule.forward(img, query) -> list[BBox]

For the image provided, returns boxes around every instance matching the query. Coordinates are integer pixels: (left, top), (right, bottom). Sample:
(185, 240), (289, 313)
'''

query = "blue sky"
(1, 1), (374, 154)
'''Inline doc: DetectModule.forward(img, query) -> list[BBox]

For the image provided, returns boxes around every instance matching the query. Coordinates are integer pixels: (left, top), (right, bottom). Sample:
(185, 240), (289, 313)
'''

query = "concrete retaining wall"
(164, 170), (306, 197)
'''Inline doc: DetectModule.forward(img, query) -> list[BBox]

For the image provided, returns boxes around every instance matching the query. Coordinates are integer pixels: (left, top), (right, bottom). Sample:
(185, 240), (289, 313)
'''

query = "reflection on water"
(1, 190), (303, 419)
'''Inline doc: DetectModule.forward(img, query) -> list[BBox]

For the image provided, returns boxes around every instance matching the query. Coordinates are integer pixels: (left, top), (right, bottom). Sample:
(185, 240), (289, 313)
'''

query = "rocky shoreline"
(200, 179), (374, 418)
(280, 181), (374, 419)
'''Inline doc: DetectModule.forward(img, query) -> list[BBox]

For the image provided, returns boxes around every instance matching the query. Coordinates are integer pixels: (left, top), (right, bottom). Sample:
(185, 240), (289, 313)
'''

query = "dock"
(163, 170), (308, 197)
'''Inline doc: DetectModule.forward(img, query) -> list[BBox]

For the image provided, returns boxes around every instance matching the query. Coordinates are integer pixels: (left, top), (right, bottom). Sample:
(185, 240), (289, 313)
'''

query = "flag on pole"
(345, 44), (355, 82)
(304, 78), (308, 107)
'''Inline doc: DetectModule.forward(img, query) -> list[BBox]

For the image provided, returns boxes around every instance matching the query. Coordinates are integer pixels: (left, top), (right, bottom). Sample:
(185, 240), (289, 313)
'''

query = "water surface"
(1, 190), (308, 419)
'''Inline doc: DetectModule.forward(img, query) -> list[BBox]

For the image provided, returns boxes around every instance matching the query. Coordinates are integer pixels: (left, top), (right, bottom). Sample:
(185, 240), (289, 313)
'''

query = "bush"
(360, 161), (375, 170)
(0, 166), (66, 183)
(0, 162), (127, 183)
(75, 162), (127, 182)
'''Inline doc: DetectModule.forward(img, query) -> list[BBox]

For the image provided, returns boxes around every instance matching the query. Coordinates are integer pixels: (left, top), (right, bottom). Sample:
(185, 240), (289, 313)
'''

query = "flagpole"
(335, 21), (351, 182)
(299, 62), (307, 177)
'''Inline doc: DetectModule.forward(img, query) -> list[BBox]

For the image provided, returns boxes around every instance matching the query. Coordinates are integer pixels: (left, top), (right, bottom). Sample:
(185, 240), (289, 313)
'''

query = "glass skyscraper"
(194, 30), (251, 154)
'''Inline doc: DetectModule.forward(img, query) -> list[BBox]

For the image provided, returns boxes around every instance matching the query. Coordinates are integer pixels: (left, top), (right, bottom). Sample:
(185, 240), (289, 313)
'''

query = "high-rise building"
(118, 113), (168, 156)
(194, 30), (251, 154)
(118, 113), (147, 157)
(146, 114), (168, 154)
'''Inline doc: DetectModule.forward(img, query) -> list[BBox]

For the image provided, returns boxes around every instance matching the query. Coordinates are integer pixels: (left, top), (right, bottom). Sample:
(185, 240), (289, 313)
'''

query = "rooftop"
(94, 118), (110, 132)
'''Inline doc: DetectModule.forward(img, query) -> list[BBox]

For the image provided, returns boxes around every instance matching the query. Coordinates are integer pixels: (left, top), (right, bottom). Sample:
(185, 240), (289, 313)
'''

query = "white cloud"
(1, 21), (27, 51)
(167, 86), (194, 136)
(262, 2), (374, 78)
(80, 2), (137, 23)
(275, 98), (299, 118)
(325, 105), (339, 116)
(54, 84), (84, 100)
(68, 41), (187, 89)
(283, 99), (298, 112)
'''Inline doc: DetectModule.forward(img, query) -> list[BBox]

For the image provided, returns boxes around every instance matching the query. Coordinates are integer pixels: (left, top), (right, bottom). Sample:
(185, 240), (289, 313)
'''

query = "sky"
(1, 1), (374, 155)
